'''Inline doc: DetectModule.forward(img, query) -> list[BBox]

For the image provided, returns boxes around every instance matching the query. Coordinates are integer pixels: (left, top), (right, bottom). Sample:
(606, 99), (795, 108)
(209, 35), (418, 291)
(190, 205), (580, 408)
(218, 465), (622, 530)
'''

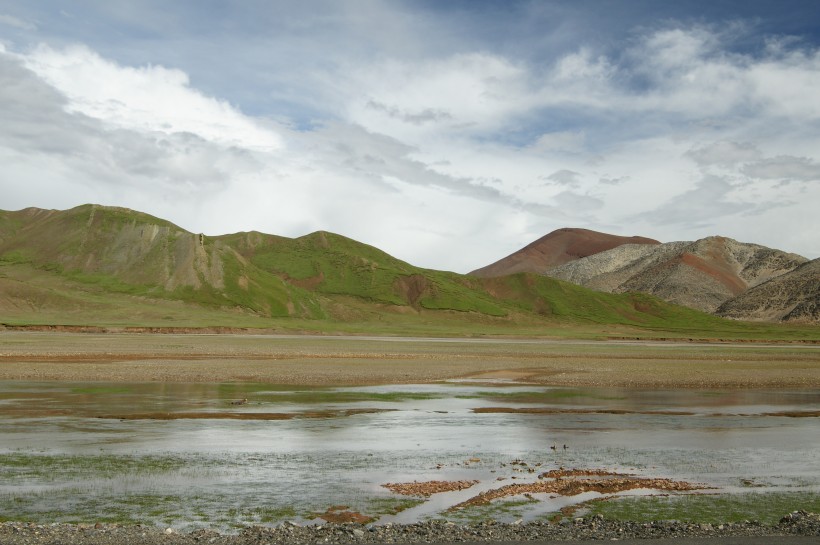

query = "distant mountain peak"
(470, 228), (660, 278)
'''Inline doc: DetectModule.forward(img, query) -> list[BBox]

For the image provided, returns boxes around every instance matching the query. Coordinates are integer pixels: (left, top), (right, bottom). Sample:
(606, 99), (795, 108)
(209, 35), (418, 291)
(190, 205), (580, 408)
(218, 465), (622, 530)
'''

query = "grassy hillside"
(0, 205), (817, 341)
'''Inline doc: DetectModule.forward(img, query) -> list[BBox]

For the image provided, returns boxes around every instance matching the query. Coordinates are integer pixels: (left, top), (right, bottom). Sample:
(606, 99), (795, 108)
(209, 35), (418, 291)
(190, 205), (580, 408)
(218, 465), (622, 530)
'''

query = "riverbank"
(2, 512), (819, 544)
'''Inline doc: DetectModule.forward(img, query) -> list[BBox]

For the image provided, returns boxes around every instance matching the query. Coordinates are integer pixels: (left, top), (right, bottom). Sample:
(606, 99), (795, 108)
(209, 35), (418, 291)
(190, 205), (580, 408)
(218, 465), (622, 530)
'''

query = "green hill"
(0, 205), (816, 341)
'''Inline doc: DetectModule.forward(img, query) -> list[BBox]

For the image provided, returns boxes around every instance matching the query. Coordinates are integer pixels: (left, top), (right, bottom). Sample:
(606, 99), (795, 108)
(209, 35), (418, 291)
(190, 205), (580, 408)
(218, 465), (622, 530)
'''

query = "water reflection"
(1, 381), (819, 529)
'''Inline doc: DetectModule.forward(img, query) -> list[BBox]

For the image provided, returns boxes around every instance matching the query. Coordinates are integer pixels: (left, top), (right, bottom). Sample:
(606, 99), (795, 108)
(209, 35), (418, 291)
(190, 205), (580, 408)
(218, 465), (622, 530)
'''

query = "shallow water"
(1, 381), (819, 530)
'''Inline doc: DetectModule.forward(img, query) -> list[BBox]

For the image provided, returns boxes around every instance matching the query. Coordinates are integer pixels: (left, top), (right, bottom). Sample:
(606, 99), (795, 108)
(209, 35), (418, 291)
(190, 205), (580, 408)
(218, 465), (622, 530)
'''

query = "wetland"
(1, 332), (819, 532)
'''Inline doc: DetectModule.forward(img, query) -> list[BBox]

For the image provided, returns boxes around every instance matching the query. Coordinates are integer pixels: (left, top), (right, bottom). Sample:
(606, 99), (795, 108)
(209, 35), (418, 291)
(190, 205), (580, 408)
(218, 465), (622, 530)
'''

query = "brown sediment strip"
(96, 408), (394, 420)
(383, 480), (479, 497)
(473, 407), (696, 416)
(474, 407), (820, 418)
(537, 468), (624, 479)
(314, 506), (375, 524)
(760, 410), (820, 417)
(449, 470), (707, 510)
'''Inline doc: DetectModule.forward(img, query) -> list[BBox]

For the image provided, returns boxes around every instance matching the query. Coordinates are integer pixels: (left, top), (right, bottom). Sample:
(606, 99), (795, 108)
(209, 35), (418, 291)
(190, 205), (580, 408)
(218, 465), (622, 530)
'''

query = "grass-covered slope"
(0, 205), (817, 340)
(222, 229), (511, 315)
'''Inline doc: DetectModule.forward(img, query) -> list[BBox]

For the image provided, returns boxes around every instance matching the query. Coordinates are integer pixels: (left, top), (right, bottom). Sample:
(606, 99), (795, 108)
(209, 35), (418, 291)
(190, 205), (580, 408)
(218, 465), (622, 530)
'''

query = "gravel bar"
(2, 512), (819, 545)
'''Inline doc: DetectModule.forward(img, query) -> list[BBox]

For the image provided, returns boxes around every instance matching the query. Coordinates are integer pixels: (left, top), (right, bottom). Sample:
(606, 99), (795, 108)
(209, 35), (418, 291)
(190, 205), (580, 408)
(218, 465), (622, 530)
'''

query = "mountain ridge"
(1, 204), (729, 335)
(1, 205), (816, 335)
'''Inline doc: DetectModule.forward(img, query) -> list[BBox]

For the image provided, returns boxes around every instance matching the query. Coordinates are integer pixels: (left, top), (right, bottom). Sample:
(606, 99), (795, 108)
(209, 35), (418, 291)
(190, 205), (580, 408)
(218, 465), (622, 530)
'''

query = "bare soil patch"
(449, 469), (707, 510)
(382, 480), (479, 497)
(473, 407), (697, 416)
(314, 506), (374, 524)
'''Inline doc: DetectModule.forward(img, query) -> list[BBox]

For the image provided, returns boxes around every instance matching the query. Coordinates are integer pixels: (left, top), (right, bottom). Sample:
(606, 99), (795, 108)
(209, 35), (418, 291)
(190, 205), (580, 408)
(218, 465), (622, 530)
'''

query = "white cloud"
(20, 44), (283, 152)
(0, 45), (544, 270)
(345, 53), (532, 142)
(554, 48), (612, 82)
(748, 48), (820, 119)
(4, 16), (820, 272)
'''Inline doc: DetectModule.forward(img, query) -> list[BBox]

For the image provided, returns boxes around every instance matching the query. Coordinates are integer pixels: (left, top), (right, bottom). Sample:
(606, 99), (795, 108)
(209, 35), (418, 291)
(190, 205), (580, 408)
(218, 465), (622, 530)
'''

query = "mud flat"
(1, 331), (820, 388)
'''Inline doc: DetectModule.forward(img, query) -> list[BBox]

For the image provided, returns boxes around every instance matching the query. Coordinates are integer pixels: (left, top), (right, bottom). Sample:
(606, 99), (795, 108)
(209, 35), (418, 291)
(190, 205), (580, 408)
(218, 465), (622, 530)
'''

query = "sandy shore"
(1, 331), (819, 388)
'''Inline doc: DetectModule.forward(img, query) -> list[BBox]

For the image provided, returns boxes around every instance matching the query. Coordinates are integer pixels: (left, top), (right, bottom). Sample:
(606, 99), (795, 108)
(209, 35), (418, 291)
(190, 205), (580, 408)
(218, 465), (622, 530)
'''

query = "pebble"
(0, 511), (818, 545)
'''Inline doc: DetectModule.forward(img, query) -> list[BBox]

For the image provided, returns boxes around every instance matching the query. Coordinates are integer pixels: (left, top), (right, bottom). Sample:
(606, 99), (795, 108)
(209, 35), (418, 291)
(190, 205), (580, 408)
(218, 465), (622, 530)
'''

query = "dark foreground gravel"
(2, 512), (819, 545)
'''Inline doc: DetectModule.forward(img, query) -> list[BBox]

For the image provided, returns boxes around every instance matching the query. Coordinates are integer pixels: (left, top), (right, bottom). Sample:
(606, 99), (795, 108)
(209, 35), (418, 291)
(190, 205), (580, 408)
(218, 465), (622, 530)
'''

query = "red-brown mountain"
(469, 228), (660, 278)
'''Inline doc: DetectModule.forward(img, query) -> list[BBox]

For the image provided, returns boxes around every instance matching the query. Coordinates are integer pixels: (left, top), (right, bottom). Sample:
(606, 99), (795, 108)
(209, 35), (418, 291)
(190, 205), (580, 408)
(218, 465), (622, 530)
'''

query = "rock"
(1, 512), (820, 544)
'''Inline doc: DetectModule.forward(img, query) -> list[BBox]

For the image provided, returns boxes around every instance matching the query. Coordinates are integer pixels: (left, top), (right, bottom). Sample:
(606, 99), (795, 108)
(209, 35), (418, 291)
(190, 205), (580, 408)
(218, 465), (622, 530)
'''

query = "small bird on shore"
(231, 398), (248, 406)
(550, 444), (556, 451)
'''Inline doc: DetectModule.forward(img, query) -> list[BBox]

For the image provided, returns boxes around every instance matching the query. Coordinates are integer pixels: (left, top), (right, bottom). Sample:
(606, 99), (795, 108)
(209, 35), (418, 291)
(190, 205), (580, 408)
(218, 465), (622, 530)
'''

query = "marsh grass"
(366, 497), (426, 516)
(455, 389), (628, 403)
(587, 492), (820, 525)
(0, 450), (430, 528)
(0, 453), (193, 481)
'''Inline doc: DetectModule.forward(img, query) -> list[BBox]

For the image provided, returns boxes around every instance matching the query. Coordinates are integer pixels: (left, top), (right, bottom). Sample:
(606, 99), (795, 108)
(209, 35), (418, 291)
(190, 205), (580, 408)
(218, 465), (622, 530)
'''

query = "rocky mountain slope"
(717, 258), (820, 323)
(469, 228), (659, 277)
(545, 236), (809, 316)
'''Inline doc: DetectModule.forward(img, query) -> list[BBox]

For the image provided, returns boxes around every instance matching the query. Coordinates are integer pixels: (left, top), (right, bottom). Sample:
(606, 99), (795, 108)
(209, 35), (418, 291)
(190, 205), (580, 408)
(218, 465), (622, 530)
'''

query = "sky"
(1, 1), (820, 273)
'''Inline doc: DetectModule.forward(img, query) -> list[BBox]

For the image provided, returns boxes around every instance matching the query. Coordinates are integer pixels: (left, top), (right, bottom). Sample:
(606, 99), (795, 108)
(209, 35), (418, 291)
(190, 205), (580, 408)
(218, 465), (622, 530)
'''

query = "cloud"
(634, 175), (758, 228)
(742, 155), (820, 182)
(0, 13), (36, 30)
(0, 44), (545, 270)
(686, 141), (761, 167)
(338, 22), (820, 158)
(598, 176), (628, 186)
(317, 24), (820, 261)
(747, 46), (820, 119)
(4, 11), (820, 268)
(552, 190), (604, 212)
(20, 44), (283, 151)
(530, 130), (585, 153)
(545, 169), (581, 187)
(365, 100), (453, 126)
(0, 48), (262, 216)
(345, 53), (532, 141)
(306, 122), (520, 206)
